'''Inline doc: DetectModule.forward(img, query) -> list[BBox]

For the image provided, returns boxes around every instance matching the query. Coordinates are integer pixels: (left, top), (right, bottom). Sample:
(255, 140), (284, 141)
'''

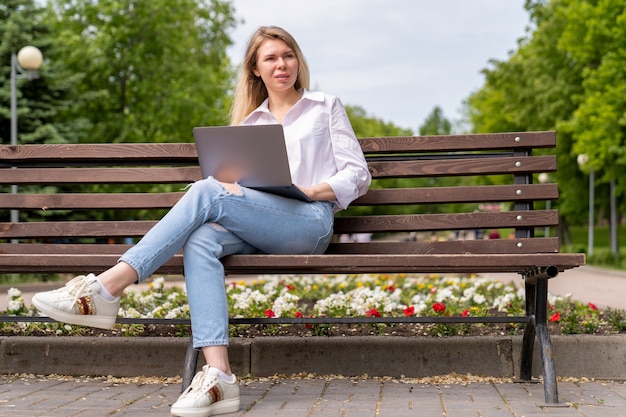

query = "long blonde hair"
(230, 26), (310, 125)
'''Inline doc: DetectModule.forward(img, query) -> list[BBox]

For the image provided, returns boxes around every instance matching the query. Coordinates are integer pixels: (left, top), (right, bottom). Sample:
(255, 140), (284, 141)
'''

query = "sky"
(226, 0), (530, 133)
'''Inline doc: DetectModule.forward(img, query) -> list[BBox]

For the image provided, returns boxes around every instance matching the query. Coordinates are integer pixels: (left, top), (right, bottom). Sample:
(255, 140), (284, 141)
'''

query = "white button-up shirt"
(241, 89), (371, 211)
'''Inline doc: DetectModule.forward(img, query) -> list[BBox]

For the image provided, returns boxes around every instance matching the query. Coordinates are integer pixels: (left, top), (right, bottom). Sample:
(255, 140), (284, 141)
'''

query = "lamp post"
(10, 45), (43, 232)
(538, 173), (551, 238)
(577, 154), (594, 257)
(610, 178), (618, 257)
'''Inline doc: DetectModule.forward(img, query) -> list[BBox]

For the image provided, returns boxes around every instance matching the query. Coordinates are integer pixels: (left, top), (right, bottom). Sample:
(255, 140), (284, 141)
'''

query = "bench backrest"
(0, 131), (558, 256)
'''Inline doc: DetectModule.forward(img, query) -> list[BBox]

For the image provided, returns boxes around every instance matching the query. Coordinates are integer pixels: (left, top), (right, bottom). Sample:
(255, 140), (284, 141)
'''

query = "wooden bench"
(0, 130), (585, 404)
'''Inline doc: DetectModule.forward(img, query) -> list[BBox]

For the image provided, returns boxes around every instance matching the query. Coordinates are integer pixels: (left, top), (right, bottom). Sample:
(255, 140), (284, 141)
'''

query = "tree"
(558, 0), (626, 184)
(0, 0), (86, 145)
(346, 105), (413, 138)
(419, 106), (451, 136)
(465, 0), (626, 249)
(44, 0), (237, 144)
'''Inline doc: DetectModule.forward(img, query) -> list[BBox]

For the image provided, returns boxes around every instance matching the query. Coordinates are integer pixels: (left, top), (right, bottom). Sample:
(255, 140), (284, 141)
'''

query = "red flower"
(588, 302), (598, 311)
(264, 309), (275, 318)
(295, 311), (303, 318)
(366, 308), (381, 318)
(403, 306), (415, 316)
(285, 284), (296, 291)
(432, 302), (446, 313)
(462, 309), (469, 317)
(549, 312), (561, 323)
(386, 285), (395, 292)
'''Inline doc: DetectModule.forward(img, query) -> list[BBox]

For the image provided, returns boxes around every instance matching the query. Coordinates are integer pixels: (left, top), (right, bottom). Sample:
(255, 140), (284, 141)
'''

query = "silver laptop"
(193, 124), (311, 202)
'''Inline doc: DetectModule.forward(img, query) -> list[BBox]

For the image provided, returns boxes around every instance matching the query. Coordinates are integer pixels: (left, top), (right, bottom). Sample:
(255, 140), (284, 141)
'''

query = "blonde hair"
(230, 26), (310, 125)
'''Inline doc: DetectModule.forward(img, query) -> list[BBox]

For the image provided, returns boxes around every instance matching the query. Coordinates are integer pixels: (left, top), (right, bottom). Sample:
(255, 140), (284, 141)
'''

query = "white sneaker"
(31, 274), (119, 329)
(171, 366), (240, 417)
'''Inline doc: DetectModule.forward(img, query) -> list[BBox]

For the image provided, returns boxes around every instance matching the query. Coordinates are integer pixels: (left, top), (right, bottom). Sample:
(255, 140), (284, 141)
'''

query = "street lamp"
(538, 173), (551, 238)
(577, 154), (594, 257)
(10, 45), (43, 231)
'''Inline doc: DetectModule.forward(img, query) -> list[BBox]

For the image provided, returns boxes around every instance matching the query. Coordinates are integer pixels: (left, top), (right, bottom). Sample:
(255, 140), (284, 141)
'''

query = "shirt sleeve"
(324, 97), (372, 210)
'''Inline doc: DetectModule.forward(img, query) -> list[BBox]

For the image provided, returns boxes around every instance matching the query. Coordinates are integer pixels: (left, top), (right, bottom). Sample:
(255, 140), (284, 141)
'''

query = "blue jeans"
(119, 177), (334, 348)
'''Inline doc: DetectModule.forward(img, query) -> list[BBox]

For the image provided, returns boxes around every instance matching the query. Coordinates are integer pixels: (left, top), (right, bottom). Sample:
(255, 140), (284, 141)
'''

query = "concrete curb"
(2, 334), (625, 380)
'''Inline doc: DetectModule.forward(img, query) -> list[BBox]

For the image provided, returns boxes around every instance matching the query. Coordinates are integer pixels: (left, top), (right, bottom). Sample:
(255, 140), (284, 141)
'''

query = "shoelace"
(59, 275), (93, 305)
(183, 370), (218, 400)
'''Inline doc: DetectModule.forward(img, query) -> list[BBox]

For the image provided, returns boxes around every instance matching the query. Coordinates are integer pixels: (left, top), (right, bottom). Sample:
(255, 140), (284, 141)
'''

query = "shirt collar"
(246, 89), (324, 118)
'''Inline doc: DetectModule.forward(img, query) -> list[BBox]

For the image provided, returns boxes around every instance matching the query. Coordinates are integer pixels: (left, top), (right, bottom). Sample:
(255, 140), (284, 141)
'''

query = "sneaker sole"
(32, 296), (116, 330)
(171, 397), (240, 417)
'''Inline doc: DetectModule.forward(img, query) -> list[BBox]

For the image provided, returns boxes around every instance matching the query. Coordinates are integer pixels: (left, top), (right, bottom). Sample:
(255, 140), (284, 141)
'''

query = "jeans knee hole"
(221, 182), (244, 196)
(207, 222), (229, 233)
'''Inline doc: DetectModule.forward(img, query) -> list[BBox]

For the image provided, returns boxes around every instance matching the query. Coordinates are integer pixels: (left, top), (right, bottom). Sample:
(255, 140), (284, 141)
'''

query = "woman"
(32, 26), (371, 417)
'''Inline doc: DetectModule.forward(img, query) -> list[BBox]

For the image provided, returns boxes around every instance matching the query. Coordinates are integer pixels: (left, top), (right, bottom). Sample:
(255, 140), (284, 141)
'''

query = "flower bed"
(3, 274), (625, 337)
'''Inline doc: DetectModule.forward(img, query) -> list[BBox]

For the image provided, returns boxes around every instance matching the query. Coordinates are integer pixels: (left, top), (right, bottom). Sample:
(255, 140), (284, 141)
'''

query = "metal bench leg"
(182, 338), (199, 392)
(519, 278), (536, 381)
(534, 277), (559, 405)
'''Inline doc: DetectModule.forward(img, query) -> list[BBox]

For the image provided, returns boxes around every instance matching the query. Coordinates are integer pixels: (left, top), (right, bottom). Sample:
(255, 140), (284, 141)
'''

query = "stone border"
(1, 335), (625, 380)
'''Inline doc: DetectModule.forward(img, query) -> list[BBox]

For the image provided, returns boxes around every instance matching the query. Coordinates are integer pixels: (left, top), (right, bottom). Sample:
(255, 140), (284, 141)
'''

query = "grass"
(563, 225), (626, 269)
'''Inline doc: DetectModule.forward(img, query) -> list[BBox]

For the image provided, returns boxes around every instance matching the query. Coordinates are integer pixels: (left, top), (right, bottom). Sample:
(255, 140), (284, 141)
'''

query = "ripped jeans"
(119, 177), (335, 348)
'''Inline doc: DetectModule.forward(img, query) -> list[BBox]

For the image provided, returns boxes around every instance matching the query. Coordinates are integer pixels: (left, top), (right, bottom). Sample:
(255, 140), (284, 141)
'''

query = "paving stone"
(1, 374), (625, 416)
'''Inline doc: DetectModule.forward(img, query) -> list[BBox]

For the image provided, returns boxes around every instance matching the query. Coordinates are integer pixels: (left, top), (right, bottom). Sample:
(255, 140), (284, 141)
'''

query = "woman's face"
(253, 38), (299, 94)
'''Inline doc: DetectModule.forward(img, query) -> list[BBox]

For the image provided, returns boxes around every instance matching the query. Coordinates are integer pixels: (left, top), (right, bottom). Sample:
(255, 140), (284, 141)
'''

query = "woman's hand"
(297, 183), (336, 201)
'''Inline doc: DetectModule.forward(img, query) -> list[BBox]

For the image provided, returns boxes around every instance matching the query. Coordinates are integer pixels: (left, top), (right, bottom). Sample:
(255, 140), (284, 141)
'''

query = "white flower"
(434, 287), (454, 302)
(151, 277), (165, 290)
(472, 294), (486, 305)
(166, 305), (189, 319)
(122, 307), (142, 318)
(271, 290), (300, 317)
(461, 287), (476, 303)
(7, 288), (21, 298)
(7, 299), (23, 312)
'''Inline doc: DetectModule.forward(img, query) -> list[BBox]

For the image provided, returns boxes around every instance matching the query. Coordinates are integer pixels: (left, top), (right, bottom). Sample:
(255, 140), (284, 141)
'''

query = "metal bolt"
(515, 136), (521, 142)
(517, 242), (524, 248)
(515, 161), (522, 167)
(516, 189), (523, 195)
(517, 215), (523, 221)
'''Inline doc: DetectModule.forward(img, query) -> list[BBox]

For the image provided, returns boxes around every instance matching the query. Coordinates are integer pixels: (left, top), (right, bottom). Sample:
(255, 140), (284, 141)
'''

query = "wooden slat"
(1, 184), (557, 209)
(1, 193), (184, 210)
(0, 243), (132, 255)
(0, 238), (560, 257)
(0, 156), (556, 185)
(0, 252), (585, 275)
(359, 131), (555, 153)
(326, 238), (560, 254)
(220, 253), (585, 274)
(0, 210), (557, 239)
(0, 220), (158, 239)
(0, 132), (555, 166)
(353, 184), (558, 205)
(0, 253), (182, 274)
(0, 143), (198, 164)
(0, 167), (200, 185)
(334, 210), (558, 233)
(368, 155), (556, 178)
(0, 210), (558, 239)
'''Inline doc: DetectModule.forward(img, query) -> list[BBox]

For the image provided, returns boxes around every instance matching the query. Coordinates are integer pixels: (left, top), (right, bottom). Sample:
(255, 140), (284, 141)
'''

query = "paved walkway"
(1, 373), (625, 416)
